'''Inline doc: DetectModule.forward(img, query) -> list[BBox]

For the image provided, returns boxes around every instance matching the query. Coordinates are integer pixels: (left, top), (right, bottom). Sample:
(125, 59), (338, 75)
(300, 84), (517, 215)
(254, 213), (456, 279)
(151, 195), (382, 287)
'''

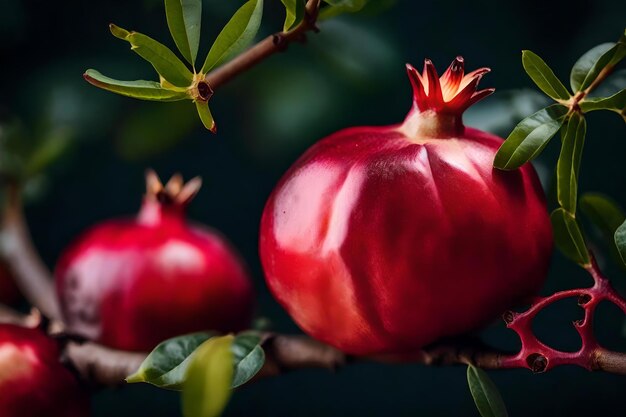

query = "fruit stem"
(400, 109), (464, 140)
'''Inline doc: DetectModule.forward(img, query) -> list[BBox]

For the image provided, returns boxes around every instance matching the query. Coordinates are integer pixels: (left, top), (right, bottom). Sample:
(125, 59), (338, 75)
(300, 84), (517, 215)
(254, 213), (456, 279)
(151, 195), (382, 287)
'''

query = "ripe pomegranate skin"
(55, 172), (254, 351)
(0, 324), (89, 417)
(259, 57), (553, 356)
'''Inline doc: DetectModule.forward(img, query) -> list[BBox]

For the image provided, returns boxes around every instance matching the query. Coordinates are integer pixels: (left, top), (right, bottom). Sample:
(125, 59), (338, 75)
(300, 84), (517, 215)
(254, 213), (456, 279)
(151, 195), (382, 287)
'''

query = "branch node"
(526, 353), (548, 373)
(578, 293), (591, 306)
(502, 310), (517, 325)
(272, 34), (288, 51)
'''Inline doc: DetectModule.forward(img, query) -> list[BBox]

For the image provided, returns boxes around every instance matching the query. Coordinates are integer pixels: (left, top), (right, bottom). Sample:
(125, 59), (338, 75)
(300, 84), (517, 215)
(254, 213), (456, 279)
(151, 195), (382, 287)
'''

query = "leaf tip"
(125, 372), (144, 384)
(83, 70), (99, 86)
(109, 23), (129, 39)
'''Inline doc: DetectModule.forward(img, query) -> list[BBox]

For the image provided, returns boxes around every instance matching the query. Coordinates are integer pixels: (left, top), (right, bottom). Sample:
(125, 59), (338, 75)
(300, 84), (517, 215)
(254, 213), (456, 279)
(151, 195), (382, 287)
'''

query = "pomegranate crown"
(406, 56), (495, 114)
(144, 169), (202, 207)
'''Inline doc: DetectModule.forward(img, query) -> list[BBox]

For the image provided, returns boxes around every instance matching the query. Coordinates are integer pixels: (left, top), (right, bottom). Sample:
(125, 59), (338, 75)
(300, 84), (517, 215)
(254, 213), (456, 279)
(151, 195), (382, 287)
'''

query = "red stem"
(500, 255), (626, 373)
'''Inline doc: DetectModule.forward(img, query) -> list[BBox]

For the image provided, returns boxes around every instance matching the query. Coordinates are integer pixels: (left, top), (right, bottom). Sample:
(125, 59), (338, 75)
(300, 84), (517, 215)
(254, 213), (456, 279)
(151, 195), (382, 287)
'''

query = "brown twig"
(204, 0), (321, 90)
(0, 182), (61, 320)
(64, 341), (147, 386)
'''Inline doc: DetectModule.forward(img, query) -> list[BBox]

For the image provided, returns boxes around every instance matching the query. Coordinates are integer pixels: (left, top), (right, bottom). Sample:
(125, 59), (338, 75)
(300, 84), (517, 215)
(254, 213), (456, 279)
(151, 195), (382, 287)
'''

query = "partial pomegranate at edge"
(0, 323), (89, 417)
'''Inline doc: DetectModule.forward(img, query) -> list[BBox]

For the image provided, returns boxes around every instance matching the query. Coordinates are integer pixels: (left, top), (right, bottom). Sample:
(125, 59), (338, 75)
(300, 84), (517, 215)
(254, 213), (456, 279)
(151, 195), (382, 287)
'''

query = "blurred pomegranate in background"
(55, 171), (254, 351)
(260, 57), (552, 356)
(0, 323), (89, 417)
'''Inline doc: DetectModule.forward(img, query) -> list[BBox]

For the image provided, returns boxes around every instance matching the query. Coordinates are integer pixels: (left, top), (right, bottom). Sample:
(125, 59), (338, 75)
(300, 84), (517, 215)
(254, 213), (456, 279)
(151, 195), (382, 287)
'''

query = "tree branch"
(204, 0), (321, 90)
(1, 303), (626, 386)
(0, 182), (61, 320)
(64, 341), (147, 386)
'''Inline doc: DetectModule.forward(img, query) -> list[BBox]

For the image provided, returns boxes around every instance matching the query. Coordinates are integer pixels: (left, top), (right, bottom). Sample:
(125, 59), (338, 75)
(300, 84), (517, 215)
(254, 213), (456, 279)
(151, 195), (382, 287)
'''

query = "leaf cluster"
(85, 0), (382, 132)
(494, 30), (626, 268)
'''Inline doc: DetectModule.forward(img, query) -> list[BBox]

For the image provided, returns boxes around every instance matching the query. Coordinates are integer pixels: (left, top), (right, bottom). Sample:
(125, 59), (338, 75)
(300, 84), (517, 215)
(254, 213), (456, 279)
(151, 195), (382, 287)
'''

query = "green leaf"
(570, 43), (614, 93)
(110, 24), (193, 87)
(165, 0), (202, 66)
(467, 365), (508, 417)
(126, 332), (213, 390)
(320, 0), (368, 19)
(570, 37), (626, 93)
(522, 50), (571, 101)
(615, 220), (626, 267)
(556, 113), (586, 214)
(195, 101), (216, 132)
(182, 335), (234, 417)
(280, 0), (305, 32)
(580, 193), (626, 266)
(231, 333), (265, 388)
(580, 89), (626, 117)
(201, 0), (264, 73)
(551, 208), (591, 266)
(493, 104), (568, 170)
(83, 70), (189, 101)
(580, 193), (626, 238)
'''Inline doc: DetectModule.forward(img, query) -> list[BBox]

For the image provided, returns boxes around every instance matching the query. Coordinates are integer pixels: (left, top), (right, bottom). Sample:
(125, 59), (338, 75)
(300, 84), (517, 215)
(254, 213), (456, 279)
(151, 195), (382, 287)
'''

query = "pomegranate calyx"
(406, 56), (495, 115)
(144, 169), (202, 207)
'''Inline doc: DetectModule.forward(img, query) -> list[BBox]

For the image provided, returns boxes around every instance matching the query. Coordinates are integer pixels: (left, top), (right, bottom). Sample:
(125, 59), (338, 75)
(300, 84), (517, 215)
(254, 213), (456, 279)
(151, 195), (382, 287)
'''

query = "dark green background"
(1, 0), (626, 415)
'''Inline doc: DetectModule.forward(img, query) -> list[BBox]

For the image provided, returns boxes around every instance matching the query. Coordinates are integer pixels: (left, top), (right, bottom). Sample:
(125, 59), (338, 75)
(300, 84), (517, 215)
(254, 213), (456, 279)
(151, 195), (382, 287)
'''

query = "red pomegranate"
(259, 57), (553, 356)
(0, 324), (89, 417)
(55, 171), (254, 351)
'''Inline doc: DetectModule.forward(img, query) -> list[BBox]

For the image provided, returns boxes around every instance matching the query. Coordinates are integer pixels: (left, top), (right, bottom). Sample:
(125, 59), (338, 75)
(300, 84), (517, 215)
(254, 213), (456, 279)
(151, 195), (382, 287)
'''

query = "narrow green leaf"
(126, 332), (213, 389)
(570, 36), (626, 92)
(570, 43), (614, 93)
(280, 0), (305, 32)
(195, 101), (216, 132)
(580, 89), (626, 117)
(165, 0), (202, 66)
(556, 113), (586, 213)
(83, 69), (189, 101)
(522, 50), (571, 101)
(231, 333), (265, 388)
(580, 193), (626, 238)
(467, 365), (508, 417)
(110, 24), (193, 87)
(493, 104), (568, 170)
(615, 220), (626, 267)
(320, 0), (368, 19)
(201, 0), (264, 73)
(551, 208), (591, 266)
(580, 193), (626, 266)
(182, 335), (234, 417)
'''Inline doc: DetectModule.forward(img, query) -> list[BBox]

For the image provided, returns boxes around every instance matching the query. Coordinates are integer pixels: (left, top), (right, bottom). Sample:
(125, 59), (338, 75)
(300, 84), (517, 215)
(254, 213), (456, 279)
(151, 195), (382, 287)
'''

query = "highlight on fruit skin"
(259, 56), (553, 356)
(55, 170), (255, 351)
(0, 324), (90, 417)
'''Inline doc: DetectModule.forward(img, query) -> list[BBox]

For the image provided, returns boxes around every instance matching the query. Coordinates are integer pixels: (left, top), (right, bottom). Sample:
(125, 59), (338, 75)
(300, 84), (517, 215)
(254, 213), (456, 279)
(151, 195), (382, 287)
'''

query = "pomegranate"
(259, 57), (553, 356)
(55, 171), (254, 351)
(0, 324), (89, 417)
